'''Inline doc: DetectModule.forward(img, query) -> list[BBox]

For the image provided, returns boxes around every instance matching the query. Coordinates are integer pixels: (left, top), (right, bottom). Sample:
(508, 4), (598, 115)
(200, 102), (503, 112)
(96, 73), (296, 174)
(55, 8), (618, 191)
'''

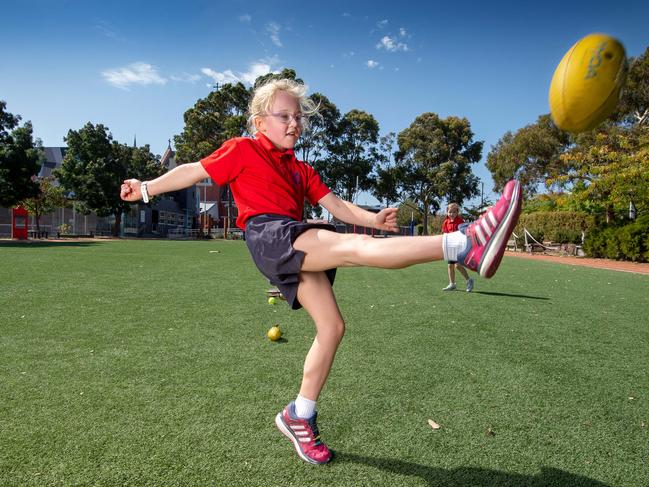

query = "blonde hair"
(447, 203), (460, 212)
(247, 78), (318, 134)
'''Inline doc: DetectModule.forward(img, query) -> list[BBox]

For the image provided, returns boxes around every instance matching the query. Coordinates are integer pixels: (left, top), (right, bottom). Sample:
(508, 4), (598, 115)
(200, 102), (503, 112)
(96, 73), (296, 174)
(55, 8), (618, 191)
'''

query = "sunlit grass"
(1, 239), (647, 486)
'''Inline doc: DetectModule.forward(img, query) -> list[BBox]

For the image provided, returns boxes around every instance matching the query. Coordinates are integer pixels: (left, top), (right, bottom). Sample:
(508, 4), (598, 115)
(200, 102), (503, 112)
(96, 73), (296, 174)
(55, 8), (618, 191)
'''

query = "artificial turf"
(1, 239), (647, 486)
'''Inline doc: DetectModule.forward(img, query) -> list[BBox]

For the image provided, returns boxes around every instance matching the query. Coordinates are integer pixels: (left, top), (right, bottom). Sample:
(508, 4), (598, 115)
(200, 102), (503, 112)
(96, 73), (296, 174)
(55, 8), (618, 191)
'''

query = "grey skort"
(245, 214), (337, 310)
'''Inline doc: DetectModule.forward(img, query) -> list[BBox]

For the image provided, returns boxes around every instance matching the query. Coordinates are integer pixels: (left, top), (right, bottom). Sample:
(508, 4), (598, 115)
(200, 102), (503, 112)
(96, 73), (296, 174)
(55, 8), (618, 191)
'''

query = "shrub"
(604, 229), (621, 260)
(618, 223), (646, 261)
(583, 215), (649, 262)
(514, 211), (593, 245)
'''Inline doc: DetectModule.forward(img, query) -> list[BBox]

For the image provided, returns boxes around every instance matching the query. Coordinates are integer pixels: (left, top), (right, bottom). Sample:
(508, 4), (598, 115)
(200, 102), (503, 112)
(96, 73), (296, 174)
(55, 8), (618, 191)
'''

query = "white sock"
(295, 395), (317, 419)
(443, 231), (468, 261)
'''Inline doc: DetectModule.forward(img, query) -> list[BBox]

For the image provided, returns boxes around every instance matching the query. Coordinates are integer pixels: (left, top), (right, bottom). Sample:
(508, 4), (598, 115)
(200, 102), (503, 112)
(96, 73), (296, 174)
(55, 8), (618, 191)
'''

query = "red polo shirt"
(200, 133), (331, 229)
(442, 216), (464, 233)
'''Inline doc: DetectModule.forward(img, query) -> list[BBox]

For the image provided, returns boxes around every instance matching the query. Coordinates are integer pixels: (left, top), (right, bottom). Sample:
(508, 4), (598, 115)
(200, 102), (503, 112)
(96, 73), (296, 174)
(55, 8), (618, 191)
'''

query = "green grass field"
(1, 239), (647, 486)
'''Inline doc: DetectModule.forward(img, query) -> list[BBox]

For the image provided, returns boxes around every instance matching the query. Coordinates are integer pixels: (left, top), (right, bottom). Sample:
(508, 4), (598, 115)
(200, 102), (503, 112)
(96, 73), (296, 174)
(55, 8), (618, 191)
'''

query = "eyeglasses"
(266, 112), (305, 125)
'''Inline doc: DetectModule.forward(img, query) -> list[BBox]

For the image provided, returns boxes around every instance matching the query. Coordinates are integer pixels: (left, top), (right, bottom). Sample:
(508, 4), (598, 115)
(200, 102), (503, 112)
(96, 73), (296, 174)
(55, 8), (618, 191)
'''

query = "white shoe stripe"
(481, 219), (493, 237)
(488, 211), (498, 228)
(298, 437), (311, 443)
(475, 225), (487, 245)
(292, 425), (305, 430)
(295, 431), (310, 436)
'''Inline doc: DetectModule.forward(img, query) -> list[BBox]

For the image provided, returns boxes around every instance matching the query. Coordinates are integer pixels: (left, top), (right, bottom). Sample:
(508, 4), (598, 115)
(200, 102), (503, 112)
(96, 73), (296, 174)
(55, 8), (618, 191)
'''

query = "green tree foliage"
(396, 113), (481, 234)
(0, 101), (43, 206)
(396, 198), (423, 226)
(317, 109), (381, 201)
(486, 114), (570, 195)
(548, 125), (649, 222)
(253, 68), (303, 90)
(372, 132), (403, 207)
(56, 123), (164, 236)
(19, 176), (66, 235)
(174, 82), (250, 163)
(616, 47), (649, 126)
(295, 92), (340, 165)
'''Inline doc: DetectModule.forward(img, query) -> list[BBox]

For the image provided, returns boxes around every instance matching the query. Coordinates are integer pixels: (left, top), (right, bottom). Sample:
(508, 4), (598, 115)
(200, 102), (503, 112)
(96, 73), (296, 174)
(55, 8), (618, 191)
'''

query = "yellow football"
(549, 33), (627, 133)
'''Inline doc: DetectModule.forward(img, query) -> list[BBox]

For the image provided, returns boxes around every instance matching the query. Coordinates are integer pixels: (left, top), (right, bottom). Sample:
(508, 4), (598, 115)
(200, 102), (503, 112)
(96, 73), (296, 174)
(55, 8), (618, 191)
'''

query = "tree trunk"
(35, 200), (41, 236)
(422, 197), (429, 235)
(113, 211), (121, 237)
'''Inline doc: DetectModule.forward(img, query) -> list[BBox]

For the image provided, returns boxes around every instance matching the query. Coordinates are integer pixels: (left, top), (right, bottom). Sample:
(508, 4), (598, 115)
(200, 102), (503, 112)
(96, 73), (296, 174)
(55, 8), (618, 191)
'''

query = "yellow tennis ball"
(267, 325), (282, 341)
(268, 297), (277, 305)
(549, 33), (627, 133)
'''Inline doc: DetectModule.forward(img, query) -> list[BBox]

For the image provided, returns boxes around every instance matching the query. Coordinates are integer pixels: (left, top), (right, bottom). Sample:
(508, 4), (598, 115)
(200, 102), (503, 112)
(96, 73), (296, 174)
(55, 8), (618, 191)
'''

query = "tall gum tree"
(397, 113), (481, 234)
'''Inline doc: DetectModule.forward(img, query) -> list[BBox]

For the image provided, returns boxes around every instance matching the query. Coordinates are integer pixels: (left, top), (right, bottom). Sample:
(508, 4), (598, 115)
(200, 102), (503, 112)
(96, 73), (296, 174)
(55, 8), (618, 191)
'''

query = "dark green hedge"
(583, 215), (649, 262)
(513, 211), (594, 245)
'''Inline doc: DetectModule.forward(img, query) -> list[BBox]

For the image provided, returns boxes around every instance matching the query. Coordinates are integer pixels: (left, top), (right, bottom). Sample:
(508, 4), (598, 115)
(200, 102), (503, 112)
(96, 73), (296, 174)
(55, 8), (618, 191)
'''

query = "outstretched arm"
(120, 162), (210, 202)
(318, 192), (399, 233)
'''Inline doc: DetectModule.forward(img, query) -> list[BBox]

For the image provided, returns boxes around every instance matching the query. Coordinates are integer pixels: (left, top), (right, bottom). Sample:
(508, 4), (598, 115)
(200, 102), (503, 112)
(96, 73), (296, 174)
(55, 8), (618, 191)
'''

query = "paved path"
(506, 251), (649, 275)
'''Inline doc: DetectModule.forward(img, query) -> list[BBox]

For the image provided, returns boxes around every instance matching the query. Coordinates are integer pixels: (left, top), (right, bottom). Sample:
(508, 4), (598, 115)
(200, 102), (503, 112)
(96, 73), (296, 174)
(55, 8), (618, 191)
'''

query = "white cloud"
(201, 58), (279, 86)
(201, 68), (240, 85)
(266, 22), (282, 47)
(102, 62), (167, 89)
(377, 19), (388, 29)
(170, 73), (201, 83)
(239, 14), (251, 23)
(342, 12), (351, 17)
(399, 27), (407, 37)
(366, 60), (379, 69)
(376, 35), (408, 52)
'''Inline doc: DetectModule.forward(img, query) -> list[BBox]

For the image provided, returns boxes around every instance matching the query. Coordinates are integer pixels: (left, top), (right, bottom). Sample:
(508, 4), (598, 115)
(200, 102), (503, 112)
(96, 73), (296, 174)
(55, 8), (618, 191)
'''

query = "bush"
(514, 211), (593, 245)
(583, 215), (649, 262)
(58, 223), (72, 235)
(618, 223), (646, 261)
(604, 229), (621, 260)
(428, 215), (444, 235)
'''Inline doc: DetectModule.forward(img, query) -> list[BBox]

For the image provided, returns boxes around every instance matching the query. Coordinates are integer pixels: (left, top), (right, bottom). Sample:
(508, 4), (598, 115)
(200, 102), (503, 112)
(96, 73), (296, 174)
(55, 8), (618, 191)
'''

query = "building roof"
(39, 147), (67, 178)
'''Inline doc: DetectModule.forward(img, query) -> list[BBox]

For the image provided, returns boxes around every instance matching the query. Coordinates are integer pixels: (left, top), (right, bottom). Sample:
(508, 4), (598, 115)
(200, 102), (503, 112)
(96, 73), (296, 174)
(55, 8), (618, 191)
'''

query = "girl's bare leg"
(296, 271), (345, 401)
(456, 264), (470, 281)
(294, 229), (444, 272)
(448, 263), (456, 283)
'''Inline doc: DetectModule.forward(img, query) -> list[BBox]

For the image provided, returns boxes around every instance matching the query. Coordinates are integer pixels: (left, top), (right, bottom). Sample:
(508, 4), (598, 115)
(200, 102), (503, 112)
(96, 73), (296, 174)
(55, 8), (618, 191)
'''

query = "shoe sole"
(275, 413), (330, 465)
(478, 182), (522, 278)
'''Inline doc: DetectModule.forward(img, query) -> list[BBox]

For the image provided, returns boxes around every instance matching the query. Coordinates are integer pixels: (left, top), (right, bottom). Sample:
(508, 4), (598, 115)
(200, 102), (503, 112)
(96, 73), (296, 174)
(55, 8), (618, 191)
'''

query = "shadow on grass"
(473, 291), (549, 300)
(0, 240), (100, 248)
(336, 452), (609, 486)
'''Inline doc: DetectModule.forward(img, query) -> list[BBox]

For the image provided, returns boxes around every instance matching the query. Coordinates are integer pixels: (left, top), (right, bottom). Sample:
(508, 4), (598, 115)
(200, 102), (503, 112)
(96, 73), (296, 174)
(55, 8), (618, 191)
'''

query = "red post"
(12, 207), (28, 240)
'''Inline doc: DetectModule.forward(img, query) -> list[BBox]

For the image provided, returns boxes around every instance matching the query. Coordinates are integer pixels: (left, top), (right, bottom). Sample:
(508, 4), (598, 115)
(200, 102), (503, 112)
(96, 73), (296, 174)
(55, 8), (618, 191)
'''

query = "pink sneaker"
(275, 402), (332, 465)
(457, 179), (522, 278)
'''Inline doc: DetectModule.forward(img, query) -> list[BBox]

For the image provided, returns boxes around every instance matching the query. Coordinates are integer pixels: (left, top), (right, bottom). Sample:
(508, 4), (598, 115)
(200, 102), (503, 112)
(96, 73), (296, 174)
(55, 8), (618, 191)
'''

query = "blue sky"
(1, 0), (647, 205)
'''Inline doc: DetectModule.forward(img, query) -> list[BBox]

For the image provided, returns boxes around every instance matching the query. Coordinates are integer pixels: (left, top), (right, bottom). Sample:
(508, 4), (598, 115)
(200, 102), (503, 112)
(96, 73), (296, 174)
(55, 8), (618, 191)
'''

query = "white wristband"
(141, 182), (150, 203)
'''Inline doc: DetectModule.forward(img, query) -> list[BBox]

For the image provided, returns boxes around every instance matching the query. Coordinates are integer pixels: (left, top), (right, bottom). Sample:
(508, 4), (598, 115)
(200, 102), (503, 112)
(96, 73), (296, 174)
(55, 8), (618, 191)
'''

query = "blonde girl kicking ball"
(120, 79), (522, 465)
